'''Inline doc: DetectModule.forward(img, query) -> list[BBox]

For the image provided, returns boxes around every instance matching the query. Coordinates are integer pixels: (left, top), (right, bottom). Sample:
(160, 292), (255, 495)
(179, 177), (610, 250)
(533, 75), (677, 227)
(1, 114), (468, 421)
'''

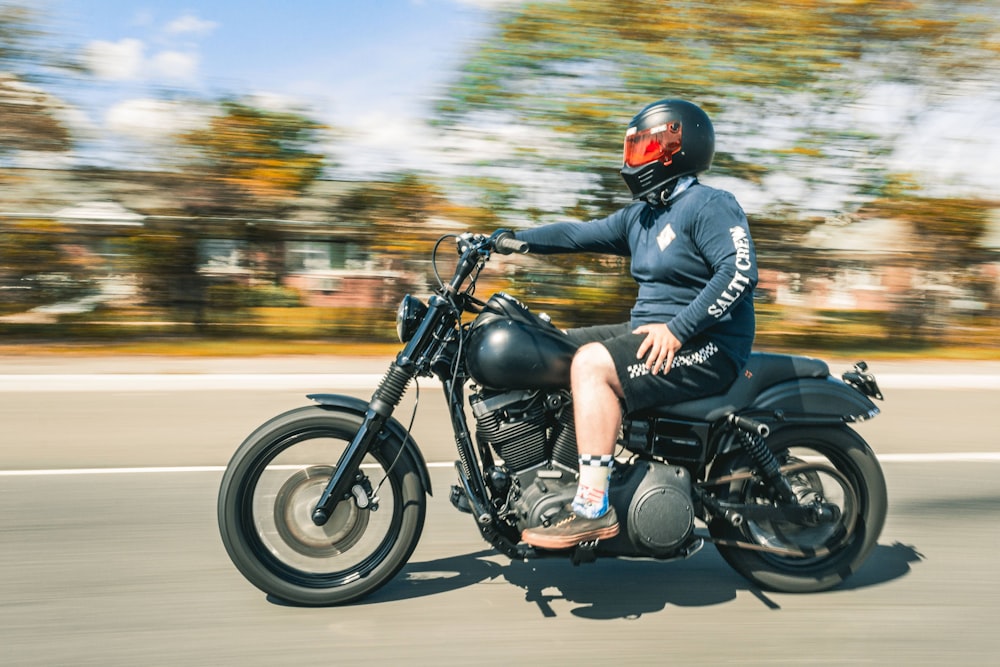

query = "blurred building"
(1, 167), (997, 332)
(0, 168), (422, 316)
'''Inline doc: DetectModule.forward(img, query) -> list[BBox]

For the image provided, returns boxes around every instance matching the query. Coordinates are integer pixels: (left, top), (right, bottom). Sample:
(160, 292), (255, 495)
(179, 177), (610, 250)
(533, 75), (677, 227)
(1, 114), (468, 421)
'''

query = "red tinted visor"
(623, 122), (682, 168)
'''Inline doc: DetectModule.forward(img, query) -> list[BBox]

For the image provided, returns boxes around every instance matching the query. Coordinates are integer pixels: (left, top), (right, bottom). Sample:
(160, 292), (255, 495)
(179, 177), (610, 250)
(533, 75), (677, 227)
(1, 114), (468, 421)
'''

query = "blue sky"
(54, 0), (492, 110)
(38, 0), (507, 173)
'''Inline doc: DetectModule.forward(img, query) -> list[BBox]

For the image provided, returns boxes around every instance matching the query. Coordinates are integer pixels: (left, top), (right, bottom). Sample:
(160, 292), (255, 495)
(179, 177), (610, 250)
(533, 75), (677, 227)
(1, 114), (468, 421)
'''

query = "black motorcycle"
(218, 231), (887, 605)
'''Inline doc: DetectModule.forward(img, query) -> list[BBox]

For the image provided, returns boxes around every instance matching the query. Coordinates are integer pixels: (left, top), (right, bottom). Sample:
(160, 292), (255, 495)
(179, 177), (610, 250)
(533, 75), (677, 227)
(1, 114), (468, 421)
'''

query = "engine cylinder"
(471, 390), (548, 471)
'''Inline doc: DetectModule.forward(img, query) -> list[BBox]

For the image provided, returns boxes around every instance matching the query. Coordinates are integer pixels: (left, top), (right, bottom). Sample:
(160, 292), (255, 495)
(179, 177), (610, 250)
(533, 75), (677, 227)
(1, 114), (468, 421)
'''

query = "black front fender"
(307, 393), (433, 496)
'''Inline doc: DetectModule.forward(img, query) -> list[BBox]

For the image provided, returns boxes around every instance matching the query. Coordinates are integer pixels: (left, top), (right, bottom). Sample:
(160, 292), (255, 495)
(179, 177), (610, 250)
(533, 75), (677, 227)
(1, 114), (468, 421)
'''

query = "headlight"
(396, 295), (428, 343)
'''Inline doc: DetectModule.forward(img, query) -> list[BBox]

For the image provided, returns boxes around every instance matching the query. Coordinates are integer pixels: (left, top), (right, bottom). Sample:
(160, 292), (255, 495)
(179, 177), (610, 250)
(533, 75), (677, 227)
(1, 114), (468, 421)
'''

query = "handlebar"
(443, 231), (528, 295)
(493, 231), (529, 255)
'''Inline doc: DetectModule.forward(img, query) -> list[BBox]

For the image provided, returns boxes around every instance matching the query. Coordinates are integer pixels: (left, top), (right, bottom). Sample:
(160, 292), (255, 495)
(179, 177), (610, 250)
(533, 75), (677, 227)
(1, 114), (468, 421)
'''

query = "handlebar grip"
(495, 234), (529, 255)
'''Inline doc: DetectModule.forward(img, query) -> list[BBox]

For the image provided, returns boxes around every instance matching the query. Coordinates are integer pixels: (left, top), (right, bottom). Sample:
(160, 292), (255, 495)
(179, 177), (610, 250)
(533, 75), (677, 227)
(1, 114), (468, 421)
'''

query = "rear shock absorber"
(728, 415), (796, 504)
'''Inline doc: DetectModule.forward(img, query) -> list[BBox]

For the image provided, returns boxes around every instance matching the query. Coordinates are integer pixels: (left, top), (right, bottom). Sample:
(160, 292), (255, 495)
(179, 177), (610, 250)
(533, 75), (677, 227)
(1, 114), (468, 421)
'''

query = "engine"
(469, 388), (695, 558)
(470, 388), (577, 472)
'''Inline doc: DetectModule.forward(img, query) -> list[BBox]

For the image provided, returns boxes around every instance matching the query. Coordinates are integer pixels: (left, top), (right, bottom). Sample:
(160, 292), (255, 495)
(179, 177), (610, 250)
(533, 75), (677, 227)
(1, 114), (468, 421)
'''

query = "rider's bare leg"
(519, 342), (622, 548)
(571, 342), (624, 458)
(568, 343), (622, 519)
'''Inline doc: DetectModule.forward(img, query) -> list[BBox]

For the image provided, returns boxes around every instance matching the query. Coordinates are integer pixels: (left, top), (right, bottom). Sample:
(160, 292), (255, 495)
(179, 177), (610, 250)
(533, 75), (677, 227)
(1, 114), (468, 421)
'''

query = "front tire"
(708, 425), (887, 593)
(218, 406), (426, 605)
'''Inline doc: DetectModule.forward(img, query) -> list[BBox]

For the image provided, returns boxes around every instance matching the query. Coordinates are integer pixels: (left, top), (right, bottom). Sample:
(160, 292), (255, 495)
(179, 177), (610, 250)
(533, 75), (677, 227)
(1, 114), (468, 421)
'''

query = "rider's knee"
(572, 342), (615, 378)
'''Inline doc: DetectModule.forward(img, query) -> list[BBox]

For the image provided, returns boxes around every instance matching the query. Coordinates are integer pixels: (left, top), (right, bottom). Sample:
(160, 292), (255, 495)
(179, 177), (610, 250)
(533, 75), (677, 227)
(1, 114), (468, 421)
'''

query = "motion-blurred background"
(1, 0), (997, 355)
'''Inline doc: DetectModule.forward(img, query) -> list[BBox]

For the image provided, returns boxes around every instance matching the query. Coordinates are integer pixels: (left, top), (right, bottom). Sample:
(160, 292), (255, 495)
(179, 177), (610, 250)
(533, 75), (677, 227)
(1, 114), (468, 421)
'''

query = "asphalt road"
(1, 356), (998, 665)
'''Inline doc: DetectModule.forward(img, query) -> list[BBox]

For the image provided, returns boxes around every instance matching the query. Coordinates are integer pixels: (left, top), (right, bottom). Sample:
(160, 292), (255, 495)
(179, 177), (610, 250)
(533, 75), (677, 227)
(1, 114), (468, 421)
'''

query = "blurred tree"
(435, 0), (999, 329)
(0, 4), (73, 156)
(124, 225), (205, 326)
(868, 175), (993, 268)
(437, 0), (997, 218)
(0, 220), (93, 311)
(178, 100), (328, 216)
(122, 99), (330, 327)
(333, 172), (470, 263)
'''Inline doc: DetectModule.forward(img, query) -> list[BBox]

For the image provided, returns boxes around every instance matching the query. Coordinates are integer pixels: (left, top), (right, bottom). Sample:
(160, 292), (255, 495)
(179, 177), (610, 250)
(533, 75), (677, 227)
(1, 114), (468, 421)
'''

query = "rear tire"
(708, 425), (887, 593)
(218, 406), (426, 605)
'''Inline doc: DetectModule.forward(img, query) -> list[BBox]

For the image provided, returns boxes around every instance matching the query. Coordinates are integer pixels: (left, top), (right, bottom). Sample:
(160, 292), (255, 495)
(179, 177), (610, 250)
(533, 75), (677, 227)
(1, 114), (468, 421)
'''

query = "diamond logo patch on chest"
(656, 223), (676, 251)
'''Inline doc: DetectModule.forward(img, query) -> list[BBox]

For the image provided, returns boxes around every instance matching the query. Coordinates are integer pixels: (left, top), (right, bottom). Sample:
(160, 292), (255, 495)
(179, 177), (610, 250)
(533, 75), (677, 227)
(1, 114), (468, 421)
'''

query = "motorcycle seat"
(635, 352), (830, 422)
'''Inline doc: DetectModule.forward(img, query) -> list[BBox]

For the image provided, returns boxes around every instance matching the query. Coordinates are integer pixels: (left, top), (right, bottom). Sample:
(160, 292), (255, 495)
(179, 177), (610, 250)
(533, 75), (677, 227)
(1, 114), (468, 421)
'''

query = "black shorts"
(565, 323), (739, 414)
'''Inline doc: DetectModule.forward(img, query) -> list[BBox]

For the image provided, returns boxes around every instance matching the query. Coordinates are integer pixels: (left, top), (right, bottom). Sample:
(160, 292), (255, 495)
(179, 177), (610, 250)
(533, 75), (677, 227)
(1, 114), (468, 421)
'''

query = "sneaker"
(521, 504), (619, 550)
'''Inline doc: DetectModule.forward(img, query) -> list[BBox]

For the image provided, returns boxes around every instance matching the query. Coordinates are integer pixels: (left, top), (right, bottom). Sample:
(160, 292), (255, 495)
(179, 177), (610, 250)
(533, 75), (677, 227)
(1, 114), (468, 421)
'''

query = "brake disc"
(273, 465), (369, 558)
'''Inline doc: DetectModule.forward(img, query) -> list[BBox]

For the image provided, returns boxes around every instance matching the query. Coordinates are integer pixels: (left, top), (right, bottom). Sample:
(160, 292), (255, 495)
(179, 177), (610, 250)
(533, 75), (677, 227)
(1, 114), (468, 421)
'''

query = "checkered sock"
(572, 454), (613, 519)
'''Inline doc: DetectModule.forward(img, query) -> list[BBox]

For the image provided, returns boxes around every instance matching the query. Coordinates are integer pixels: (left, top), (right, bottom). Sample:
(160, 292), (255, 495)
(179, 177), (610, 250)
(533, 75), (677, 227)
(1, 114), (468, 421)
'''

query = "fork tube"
(311, 362), (412, 526)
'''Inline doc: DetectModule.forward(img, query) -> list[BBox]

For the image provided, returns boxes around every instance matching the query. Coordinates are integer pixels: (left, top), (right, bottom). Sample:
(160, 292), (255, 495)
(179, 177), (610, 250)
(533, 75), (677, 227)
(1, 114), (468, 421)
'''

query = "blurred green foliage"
(179, 101), (329, 215)
(0, 219), (96, 312)
(0, 5), (72, 154)
(434, 0), (999, 333)
(439, 0), (998, 211)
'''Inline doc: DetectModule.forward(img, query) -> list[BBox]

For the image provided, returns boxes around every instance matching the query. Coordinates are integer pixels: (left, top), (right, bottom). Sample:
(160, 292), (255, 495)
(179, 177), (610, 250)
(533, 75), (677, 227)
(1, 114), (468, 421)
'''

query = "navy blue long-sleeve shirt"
(515, 182), (758, 366)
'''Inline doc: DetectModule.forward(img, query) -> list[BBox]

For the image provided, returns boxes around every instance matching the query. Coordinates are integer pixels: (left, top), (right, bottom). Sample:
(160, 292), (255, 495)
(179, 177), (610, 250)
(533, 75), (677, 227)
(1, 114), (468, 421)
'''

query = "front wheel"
(707, 425), (887, 593)
(218, 405), (426, 605)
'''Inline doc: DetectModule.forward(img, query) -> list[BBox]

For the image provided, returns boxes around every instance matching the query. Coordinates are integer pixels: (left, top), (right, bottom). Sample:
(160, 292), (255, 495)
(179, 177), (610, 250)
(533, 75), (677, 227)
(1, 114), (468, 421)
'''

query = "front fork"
(311, 362), (413, 526)
(312, 293), (458, 525)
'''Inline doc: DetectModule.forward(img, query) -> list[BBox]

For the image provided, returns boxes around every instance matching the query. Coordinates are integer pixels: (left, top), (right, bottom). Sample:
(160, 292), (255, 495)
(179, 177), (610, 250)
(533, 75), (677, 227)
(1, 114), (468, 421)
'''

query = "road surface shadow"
(344, 540), (923, 618)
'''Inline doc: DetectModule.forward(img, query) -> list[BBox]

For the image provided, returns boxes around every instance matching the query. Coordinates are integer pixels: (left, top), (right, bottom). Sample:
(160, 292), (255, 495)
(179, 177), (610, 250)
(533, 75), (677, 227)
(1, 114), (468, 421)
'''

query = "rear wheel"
(708, 425), (887, 593)
(218, 406), (426, 605)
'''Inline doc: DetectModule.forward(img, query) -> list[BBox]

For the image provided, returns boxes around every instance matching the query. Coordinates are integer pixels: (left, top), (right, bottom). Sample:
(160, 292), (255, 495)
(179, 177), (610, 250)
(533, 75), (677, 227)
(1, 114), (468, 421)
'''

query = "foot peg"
(449, 485), (473, 514)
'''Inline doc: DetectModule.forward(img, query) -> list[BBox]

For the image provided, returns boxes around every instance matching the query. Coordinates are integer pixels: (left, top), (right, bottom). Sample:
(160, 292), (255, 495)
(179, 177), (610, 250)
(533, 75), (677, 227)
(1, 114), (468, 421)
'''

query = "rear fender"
(754, 377), (881, 425)
(712, 377), (880, 459)
(307, 393), (433, 496)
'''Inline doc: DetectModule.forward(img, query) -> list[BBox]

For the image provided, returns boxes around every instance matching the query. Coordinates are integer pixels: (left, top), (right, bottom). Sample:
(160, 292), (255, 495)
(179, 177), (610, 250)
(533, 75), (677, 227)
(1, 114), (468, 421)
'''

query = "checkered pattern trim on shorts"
(625, 341), (720, 378)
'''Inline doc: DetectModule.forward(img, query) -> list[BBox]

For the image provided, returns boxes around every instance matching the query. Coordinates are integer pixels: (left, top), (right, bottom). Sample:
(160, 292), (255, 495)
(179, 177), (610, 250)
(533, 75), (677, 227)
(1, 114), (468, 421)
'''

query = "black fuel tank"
(466, 293), (579, 390)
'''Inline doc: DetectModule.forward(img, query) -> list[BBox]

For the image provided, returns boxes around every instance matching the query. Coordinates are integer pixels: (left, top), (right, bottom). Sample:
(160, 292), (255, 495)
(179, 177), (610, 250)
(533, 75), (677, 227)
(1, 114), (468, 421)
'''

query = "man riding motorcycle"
(499, 99), (758, 550)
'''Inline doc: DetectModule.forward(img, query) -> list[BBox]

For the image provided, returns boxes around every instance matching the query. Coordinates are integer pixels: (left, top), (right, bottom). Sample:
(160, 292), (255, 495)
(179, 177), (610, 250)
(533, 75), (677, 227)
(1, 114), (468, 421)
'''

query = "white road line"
(0, 373), (997, 392)
(875, 374), (1000, 390)
(1, 454), (998, 476)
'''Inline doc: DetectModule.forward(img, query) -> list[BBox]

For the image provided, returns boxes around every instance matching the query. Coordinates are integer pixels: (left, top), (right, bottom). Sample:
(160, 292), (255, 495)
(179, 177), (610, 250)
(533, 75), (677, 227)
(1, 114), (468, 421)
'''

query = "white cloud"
(83, 12), (216, 84)
(245, 92), (310, 114)
(105, 98), (210, 141)
(84, 40), (200, 84)
(889, 95), (1000, 197)
(165, 14), (219, 36)
(84, 38), (145, 81)
(150, 51), (199, 81)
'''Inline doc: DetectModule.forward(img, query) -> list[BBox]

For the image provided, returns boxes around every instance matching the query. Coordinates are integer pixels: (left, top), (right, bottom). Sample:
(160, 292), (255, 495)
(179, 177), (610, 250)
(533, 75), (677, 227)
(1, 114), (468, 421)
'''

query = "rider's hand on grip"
(492, 229), (529, 255)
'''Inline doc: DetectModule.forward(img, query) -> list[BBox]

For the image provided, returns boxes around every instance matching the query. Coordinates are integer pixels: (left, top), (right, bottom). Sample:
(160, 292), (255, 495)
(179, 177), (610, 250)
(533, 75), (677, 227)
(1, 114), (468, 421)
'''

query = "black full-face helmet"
(620, 99), (715, 202)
